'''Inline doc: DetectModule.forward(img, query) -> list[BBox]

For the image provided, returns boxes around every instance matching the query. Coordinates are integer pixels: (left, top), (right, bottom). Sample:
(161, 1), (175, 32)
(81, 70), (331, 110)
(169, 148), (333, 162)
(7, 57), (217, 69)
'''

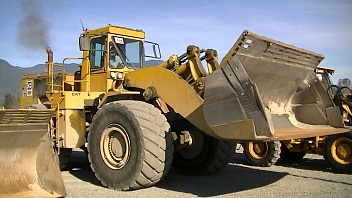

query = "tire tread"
(88, 100), (174, 190)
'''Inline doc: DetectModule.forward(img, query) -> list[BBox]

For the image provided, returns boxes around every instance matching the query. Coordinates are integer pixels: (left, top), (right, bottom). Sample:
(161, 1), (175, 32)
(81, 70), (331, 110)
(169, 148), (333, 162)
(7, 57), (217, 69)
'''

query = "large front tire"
(173, 127), (236, 175)
(88, 101), (174, 190)
(243, 141), (281, 167)
(323, 132), (352, 173)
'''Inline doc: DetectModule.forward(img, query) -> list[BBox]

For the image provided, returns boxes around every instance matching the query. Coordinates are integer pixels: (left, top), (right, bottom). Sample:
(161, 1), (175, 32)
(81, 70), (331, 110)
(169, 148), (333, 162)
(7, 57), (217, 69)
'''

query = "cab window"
(90, 37), (105, 69)
(112, 36), (142, 69)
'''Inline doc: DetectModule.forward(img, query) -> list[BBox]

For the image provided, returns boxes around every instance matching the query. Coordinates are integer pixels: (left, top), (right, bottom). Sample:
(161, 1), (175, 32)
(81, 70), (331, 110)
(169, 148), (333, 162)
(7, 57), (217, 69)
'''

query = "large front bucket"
(0, 110), (66, 197)
(203, 30), (349, 141)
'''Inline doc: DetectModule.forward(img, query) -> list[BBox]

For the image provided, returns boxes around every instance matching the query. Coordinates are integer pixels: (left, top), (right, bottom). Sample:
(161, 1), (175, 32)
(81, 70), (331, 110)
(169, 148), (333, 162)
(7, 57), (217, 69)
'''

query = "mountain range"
(0, 59), (163, 105)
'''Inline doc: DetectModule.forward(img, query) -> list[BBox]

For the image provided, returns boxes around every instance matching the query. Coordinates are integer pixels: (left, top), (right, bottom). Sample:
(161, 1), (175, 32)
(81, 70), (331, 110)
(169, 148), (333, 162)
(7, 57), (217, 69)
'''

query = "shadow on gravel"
(276, 158), (352, 185)
(276, 157), (332, 172)
(234, 148), (335, 173)
(64, 151), (288, 196)
(157, 167), (287, 197)
(62, 150), (102, 186)
(233, 152), (352, 186)
(156, 152), (288, 197)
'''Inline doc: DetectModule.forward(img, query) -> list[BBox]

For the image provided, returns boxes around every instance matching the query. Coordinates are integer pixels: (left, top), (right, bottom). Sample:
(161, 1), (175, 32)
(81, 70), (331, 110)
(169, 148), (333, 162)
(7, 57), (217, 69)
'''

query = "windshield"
(110, 36), (143, 69)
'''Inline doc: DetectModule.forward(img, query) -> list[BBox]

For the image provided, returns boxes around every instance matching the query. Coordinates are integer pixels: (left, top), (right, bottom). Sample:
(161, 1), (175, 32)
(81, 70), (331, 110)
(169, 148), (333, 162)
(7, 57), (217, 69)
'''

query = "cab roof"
(84, 24), (145, 39)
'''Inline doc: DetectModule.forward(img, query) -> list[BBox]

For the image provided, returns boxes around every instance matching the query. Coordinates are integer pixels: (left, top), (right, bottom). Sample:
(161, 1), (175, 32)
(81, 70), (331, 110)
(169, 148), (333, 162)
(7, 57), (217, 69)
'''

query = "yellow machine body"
(2, 24), (351, 195)
(19, 26), (350, 147)
(20, 25), (145, 149)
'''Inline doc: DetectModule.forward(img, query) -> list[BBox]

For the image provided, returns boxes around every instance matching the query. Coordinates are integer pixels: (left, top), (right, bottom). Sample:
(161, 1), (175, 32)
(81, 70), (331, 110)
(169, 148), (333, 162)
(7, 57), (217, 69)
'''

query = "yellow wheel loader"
(242, 67), (352, 173)
(1, 24), (351, 196)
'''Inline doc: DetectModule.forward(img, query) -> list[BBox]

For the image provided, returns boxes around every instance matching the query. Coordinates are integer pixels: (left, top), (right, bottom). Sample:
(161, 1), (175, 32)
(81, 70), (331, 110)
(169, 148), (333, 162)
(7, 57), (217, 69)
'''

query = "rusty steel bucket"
(0, 109), (66, 197)
(203, 30), (349, 141)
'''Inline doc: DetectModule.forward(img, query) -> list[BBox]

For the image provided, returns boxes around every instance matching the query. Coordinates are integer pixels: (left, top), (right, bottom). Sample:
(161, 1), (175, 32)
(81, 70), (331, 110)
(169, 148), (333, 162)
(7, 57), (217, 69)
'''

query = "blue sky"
(0, 0), (351, 83)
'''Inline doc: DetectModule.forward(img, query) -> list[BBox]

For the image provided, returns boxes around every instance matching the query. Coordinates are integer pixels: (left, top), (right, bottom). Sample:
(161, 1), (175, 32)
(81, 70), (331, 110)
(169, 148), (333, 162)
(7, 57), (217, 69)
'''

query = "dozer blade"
(203, 30), (349, 141)
(0, 109), (66, 198)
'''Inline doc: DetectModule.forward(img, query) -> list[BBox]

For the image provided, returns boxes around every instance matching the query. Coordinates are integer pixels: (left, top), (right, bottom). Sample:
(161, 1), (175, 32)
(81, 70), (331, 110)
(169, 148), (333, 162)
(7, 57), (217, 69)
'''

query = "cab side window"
(90, 37), (105, 69)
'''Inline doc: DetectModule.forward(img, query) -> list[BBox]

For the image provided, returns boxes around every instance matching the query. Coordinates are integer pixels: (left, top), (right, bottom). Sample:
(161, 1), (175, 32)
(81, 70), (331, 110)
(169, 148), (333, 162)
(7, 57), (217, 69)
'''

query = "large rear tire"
(173, 127), (236, 175)
(243, 141), (281, 167)
(58, 148), (72, 170)
(87, 101), (174, 190)
(280, 144), (306, 162)
(323, 132), (352, 173)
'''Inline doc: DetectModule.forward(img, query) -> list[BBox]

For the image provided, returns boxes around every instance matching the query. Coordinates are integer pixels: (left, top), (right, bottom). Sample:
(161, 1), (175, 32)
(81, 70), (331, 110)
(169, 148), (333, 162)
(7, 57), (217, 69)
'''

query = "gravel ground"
(62, 147), (352, 198)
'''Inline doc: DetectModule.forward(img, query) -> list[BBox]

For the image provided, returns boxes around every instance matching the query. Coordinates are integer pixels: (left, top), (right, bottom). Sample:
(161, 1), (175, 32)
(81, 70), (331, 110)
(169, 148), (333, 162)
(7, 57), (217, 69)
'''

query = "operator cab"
(78, 25), (160, 93)
(87, 33), (143, 70)
(80, 25), (160, 71)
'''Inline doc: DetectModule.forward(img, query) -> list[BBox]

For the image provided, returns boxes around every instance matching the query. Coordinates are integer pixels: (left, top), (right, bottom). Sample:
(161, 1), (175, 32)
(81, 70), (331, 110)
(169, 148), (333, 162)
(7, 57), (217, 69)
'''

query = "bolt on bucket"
(0, 109), (66, 198)
(203, 30), (349, 140)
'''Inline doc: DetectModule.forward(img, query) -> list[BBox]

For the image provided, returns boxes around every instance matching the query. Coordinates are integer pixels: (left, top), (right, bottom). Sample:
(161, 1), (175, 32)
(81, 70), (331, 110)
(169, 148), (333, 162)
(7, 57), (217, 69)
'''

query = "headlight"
(117, 72), (123, 79)
(110, 72), (123, 80)
(110, 72), (118, 79)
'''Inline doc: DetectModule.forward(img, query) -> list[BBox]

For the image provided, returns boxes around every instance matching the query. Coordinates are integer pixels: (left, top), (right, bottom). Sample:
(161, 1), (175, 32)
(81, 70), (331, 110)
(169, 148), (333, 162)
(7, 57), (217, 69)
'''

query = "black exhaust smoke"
(17, 0), (50, 51)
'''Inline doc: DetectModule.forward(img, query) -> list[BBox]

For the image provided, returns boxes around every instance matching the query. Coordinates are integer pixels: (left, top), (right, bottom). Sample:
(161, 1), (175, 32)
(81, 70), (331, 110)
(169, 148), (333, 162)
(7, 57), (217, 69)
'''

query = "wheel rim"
(248, 142), (268, 160)
(331, 137), (352, 165)
(100, 124), (131, 169)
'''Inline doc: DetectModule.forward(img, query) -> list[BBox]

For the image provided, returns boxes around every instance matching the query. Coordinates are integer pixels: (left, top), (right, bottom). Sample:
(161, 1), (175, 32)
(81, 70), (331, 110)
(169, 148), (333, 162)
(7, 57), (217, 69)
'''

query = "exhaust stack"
(46, 47), (53, 63)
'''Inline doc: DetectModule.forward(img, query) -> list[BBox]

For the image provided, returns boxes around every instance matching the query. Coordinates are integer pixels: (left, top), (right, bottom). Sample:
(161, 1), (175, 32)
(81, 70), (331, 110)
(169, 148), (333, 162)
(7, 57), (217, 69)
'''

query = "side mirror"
(145, 41), (161, 59)
(79, 35), (90, 51)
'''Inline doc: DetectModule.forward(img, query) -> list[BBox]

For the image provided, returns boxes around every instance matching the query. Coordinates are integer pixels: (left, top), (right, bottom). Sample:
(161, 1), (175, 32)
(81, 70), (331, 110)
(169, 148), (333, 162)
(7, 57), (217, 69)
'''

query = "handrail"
(44, 48), (88, 148)
(63, 57), (90, 93)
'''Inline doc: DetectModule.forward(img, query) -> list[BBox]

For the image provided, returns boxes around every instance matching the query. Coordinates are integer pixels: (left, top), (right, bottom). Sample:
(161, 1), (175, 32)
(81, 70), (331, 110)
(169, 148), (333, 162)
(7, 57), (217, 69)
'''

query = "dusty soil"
(61, 148), (352, 198)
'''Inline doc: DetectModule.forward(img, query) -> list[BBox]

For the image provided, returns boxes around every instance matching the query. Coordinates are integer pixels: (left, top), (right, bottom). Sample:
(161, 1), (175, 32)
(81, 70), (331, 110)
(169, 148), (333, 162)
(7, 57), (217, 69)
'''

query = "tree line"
(1, 93), (20, 109)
